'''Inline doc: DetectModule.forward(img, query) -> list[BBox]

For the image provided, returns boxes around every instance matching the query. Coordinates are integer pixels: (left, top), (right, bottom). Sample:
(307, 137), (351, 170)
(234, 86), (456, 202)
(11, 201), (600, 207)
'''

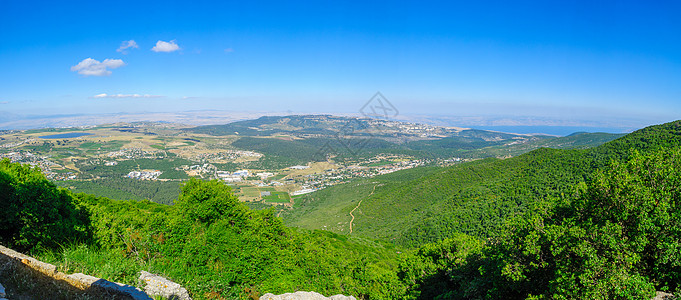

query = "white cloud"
(92, 93), (162, 99)
(71, 58), (125, 76)
(151, 40), (180, 52)
(117, 40), (139, 54)
(224, 48), (234, 53)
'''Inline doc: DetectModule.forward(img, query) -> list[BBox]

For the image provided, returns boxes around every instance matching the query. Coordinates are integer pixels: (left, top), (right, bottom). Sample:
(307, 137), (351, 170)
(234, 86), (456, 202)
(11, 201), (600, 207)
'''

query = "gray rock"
(92, 279), (152, 300)
(654, 291), (676, 300)
(259, 291), (356, 300)
(139, 271), (191, 300)
(329, 295), (357, 300)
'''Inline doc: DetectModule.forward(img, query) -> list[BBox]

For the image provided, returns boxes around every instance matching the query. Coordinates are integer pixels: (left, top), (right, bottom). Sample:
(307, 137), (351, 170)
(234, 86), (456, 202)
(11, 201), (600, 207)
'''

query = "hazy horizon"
(1, 1), (679, 133)
(0, 109), (652, 136)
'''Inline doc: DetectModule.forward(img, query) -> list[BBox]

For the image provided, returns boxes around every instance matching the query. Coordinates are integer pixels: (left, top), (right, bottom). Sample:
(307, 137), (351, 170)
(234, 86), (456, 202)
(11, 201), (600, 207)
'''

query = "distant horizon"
(0, 109), (666, 136)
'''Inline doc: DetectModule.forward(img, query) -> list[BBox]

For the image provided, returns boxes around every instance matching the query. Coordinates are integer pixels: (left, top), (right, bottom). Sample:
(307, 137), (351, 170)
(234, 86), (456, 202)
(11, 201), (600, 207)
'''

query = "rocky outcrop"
(139, 271), (192, 300)
(259, 291), (357, 300)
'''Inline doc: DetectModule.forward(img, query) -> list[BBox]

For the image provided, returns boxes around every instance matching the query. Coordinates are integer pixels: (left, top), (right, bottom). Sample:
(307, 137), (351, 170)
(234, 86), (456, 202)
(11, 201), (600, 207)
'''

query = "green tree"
(485, 148), (680, 299)
(0, 159), (91, 252)
(174, 178), (247, 225)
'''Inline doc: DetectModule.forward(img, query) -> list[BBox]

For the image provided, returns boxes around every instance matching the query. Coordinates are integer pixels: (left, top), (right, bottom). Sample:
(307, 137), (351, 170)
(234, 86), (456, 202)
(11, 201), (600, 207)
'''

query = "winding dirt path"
(349, 184), (376, 234)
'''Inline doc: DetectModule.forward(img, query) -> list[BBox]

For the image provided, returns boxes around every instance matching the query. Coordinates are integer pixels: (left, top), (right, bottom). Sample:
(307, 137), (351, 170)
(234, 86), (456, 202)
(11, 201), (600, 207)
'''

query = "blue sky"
(0, 0), (679, 130)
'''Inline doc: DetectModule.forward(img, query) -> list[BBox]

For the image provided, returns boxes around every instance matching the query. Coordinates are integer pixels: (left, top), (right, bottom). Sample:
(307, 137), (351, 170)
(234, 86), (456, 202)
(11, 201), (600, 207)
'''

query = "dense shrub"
(401, 147), (681, 299)
(0, 158), (90, 252)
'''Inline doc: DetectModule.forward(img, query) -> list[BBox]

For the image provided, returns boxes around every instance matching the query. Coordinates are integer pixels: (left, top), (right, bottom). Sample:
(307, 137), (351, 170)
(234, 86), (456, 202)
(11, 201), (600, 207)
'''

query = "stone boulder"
(259, 291), (356, 300)
(138, 271), (191, 300)
(653, 291), (676, 300)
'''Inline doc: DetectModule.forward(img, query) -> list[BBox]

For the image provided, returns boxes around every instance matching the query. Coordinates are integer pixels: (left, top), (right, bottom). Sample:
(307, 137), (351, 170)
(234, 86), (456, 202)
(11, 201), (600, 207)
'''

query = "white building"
(233, 170), (249, 177)
(289, 165), (310, 170)
(256, 172), (274, 179)
(291, 188), (316, 196)
(223, 176), (242, 183)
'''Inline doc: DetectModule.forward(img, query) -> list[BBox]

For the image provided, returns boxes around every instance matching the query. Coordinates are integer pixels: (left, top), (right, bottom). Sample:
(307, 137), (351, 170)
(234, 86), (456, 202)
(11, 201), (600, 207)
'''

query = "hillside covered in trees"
(285, 121), (681, 247)
(1, 120), (680, 299)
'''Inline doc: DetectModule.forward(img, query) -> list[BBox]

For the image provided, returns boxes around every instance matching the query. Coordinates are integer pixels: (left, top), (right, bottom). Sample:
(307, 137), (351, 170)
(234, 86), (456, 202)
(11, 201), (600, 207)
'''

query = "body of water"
(472, 126), (632, 136)
(39, 132), (93, 139)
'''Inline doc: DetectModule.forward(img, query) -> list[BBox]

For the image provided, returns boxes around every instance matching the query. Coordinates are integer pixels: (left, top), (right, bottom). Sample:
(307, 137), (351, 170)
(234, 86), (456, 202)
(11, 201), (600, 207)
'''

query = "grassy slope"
(282, 166), (448, 233)
(283, 121), (681, 247)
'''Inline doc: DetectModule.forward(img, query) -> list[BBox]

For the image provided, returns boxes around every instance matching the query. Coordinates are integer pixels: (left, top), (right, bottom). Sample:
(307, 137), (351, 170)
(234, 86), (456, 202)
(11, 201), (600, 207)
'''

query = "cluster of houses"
(0, 151), (31, 162)
(126, 170), (162, 180)
(217, 169), (250, 182)
(107, 148), (163, 159)
(187, 150), (262, 162)
(289, 165), (310, 170)
(0, 150), (76, 180)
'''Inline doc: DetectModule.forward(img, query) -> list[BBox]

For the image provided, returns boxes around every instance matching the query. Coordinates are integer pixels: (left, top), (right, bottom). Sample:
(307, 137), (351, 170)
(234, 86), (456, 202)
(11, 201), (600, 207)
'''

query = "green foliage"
(175, 178), (247, 225)
(403, 147), (681, 299)
(0, 159), (91, 252)
(398, 233), (483, 299)
(232, 136), (326, 165)
(56, 178), (181, 205)
(407, 135), (507, 153)
(39, 177), (405, 299)
(484, 148), (681, 299)
(38, 244), (145, 287)
(79, 142), (102, 150)
(262, 191), (290, 203)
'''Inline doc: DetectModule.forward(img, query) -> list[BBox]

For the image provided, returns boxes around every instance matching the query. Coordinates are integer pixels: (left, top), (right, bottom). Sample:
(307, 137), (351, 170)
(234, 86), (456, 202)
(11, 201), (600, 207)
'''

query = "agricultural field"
(262, 191), (292, 204)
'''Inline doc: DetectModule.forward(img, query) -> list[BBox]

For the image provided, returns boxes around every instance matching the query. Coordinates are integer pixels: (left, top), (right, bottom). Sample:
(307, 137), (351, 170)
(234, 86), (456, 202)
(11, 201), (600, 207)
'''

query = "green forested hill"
(399, 145), (681, 299)
(55, 178), (181, 205)
(284, 120), (681, 247)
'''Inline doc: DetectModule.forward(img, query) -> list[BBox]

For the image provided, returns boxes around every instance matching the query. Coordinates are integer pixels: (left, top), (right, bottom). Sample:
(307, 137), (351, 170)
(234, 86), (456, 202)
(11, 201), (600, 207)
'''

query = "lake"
(471, 126), (631, 136)
(39, 132), (93, 139)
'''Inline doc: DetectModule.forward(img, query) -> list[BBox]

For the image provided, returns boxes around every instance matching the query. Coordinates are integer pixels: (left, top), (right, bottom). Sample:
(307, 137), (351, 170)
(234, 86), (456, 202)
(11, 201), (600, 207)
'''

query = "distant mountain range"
(185, 114), (625, 163)
(0, 110), (643, 135)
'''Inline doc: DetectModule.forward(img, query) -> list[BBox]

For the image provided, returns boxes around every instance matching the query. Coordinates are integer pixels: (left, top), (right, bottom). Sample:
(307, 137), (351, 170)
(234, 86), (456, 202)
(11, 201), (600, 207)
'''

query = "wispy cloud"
(117, 40), (139, 54)
(92, 93), (162, 99)
(71, 58), (125, 76)
(224, 48), (234, 53)
(151, 40), (180, 52)
(0, 101), (9, 104)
